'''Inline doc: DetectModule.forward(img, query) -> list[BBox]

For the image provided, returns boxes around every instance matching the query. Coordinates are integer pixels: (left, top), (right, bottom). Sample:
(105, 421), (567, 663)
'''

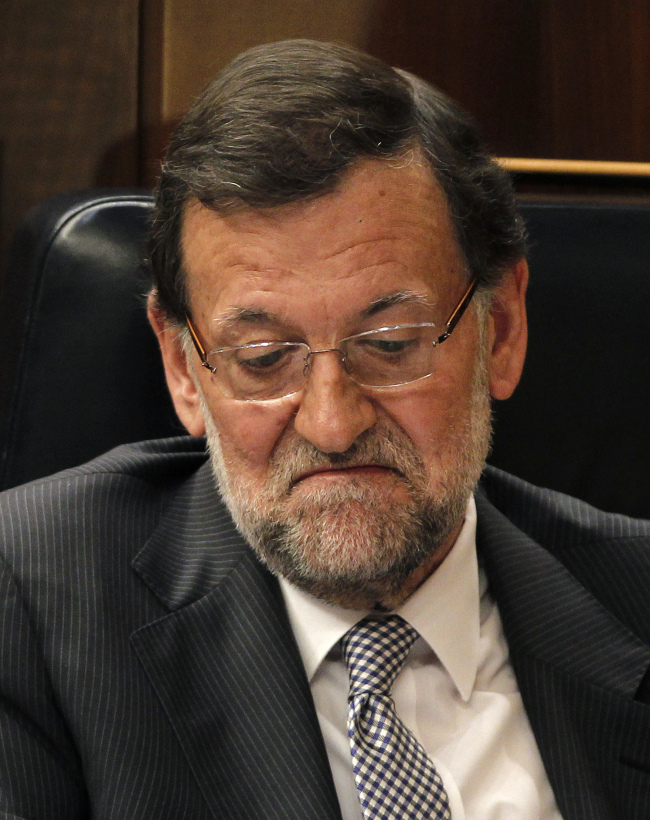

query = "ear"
(487, 258), (528, 400)
(147, 294), (207, 437)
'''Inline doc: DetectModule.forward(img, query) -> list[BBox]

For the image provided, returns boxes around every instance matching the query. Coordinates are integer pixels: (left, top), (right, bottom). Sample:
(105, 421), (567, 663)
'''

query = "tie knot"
(342, 614), (418, 697)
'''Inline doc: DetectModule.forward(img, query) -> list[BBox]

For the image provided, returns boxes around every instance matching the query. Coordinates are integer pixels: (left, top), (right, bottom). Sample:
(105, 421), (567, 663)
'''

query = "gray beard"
(199, 359), (492, 608)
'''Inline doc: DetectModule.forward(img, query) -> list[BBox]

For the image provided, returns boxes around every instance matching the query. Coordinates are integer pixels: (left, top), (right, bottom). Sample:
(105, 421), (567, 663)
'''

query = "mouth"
(292, 464), (402, 485)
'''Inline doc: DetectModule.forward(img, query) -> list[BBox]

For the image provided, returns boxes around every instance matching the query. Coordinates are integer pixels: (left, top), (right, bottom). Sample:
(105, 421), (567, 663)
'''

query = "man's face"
(153, 158), (527, 608)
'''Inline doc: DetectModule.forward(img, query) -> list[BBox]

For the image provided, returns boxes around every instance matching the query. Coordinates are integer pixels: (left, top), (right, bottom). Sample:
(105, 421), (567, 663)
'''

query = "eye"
(238, 347), (284, 370)
(234, 343), (301, 372)
(363, 337), (417, 354)
(355, 333), (423, 359)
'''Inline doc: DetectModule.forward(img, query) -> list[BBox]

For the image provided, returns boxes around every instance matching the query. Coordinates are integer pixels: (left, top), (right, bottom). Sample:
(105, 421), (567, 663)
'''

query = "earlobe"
(147, 295), (207, 437)
(487, 258), (529, 401)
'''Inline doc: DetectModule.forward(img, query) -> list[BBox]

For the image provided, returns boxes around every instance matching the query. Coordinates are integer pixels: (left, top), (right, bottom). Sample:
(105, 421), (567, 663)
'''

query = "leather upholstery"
(491, 200), (650, 519)
(0, 191), (181, 490)
(1, 191), (649, 519)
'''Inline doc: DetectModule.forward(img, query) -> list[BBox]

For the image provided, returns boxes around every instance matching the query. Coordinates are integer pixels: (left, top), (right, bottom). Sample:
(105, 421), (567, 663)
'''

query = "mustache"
(268, 422), (427, 492)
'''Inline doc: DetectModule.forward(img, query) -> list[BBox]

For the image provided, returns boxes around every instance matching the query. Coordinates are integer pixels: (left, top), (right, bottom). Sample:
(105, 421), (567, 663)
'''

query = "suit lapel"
(476, 490), (650, 820)
(130, 462), (342, 820)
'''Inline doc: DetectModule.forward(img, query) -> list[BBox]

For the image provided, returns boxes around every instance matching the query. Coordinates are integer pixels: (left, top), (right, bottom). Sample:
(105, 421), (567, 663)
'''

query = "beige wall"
(161, 0), (379, 118)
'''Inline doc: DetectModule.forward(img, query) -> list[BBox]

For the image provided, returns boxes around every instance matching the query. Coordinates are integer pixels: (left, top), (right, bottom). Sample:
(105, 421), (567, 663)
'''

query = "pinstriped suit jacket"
(0, 436), (649, 819)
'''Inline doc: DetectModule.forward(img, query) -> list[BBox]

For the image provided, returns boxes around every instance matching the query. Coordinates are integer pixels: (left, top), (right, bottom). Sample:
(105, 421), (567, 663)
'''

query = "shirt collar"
(279, 496), (480, 701)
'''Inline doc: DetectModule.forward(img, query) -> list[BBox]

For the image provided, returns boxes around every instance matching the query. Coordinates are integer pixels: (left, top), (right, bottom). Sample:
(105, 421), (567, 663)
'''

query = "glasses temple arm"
(437, 276), (480, 344)
(185, 314), (209, 363)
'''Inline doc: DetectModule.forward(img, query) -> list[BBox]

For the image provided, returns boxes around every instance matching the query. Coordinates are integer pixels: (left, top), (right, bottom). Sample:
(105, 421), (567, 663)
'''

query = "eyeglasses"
(186, 276), (479, 401)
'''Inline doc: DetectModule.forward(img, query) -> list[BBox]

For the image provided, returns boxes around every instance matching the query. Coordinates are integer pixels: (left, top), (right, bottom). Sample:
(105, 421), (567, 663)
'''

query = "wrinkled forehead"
(179, 158), (468, 327)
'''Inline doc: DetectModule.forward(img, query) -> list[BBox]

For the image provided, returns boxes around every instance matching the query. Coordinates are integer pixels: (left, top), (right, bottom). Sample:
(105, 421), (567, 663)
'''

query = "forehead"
(181, 158), (467, 328)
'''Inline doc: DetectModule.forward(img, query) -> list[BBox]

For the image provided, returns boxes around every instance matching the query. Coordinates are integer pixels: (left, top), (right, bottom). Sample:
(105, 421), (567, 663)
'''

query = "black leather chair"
(1, 190), (649, 519)
(490, 199), (650, 519)
(0, 190), (181, 490)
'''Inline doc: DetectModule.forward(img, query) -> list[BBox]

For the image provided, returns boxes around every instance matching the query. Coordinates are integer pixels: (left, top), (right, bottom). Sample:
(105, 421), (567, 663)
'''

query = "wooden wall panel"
(3, 0), (650, 286)
(365, 0), (650, 164)
(365, 0), (544, 157)
(160, 0), (378, 119)
(542, 0), (650, 160)
(0, 0), (141, 291)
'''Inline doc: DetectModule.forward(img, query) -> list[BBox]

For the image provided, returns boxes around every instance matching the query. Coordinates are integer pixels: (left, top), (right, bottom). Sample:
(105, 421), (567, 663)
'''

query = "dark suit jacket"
(0, 436), (649, 819)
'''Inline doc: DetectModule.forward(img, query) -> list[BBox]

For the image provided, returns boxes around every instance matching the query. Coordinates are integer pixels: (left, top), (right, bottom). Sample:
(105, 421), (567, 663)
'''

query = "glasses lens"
(209, 342), (306, 400)
(342, 324), (438, 387)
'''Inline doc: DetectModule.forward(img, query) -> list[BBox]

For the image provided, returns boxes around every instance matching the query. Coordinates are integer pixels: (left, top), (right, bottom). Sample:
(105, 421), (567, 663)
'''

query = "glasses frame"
(184, 275), (479, 398)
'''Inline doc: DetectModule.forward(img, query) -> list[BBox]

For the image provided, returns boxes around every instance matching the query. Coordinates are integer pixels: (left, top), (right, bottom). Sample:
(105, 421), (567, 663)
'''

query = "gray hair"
(148, 39), (525, 321)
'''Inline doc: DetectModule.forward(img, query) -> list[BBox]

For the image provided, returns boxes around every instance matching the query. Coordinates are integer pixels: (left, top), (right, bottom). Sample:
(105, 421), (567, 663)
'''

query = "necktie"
(342, 615), (452, 819)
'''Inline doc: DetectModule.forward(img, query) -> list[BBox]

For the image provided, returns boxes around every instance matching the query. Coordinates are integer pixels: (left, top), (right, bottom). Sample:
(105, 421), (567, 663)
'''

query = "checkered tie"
(342, 615), (452, 819)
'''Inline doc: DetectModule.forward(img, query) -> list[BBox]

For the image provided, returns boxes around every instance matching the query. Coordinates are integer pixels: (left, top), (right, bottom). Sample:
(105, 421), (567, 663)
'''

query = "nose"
(293, 350), (377, 453)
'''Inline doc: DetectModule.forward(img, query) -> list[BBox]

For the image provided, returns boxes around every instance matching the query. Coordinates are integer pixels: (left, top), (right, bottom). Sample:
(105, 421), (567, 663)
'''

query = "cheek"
(377, 369), (477, 468)
(207, 396), (297, 477)
(382, 389), (451, 452)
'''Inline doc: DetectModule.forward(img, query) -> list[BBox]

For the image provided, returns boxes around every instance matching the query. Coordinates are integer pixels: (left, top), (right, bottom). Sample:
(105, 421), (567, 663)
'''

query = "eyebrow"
(213, 290), (435, 331)
(214, 306), (278, 329)
(361, 290), (435, 318)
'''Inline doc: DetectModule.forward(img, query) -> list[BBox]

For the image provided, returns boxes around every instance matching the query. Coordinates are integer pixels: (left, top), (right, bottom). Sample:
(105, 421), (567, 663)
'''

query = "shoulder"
(0, 435), (207, 498)
(0, 436), (209, 562)
(479, 464), (650, 548)
(478, 465), (650, 641)
(49, 435), (207, 485)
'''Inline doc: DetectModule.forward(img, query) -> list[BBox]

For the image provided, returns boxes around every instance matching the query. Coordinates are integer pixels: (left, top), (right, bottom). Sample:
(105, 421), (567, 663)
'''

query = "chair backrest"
(490, 199), (650, 519)
(0, 190), (181, 490)
(1, 190), (649, 518)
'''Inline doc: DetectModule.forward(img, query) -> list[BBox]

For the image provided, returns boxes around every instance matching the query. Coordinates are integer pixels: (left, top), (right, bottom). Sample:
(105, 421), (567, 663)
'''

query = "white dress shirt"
(279, 497), (564, 820)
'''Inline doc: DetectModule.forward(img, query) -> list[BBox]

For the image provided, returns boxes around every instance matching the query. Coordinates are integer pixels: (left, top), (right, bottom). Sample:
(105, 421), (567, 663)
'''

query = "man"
(1, 39), (649, 820)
